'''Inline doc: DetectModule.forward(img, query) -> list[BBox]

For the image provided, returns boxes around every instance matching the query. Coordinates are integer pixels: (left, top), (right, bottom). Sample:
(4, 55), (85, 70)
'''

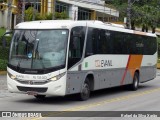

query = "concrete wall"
(0, 10), (7, 28)
(59, 0), (119, 17)
(69, 4), (78, 20)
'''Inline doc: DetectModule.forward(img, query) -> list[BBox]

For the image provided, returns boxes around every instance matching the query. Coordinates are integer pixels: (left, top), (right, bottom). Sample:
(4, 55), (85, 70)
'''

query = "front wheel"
(130, 72), (139, 91)
(78, 79), (90, 101)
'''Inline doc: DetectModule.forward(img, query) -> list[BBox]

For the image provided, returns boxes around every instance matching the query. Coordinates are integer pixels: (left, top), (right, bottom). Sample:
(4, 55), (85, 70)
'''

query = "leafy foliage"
(107, 0), (160, 32)
(25, 7), (37, 21)
(54, 11), (69, 19)
(132, 4), (160, 32)
(45, 13), (53, 20)
(25, 7), (69, 21)
(0, 36), (11, 47)
(0, 27), (5, 37)
(0, 59), (7, 71)
(0, 28), (10, 71)
(0, 46), (9, 60)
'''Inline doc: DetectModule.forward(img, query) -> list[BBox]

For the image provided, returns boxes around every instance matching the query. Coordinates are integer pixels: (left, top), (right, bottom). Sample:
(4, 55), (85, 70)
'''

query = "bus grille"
(17, 86), (48, 93)
(17, 80), (50, 85)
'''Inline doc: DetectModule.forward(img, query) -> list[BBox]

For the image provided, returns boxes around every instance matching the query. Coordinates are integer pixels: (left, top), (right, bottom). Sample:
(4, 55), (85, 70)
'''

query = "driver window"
(68, 26), (86, 69)
(70, 36), (81, 58)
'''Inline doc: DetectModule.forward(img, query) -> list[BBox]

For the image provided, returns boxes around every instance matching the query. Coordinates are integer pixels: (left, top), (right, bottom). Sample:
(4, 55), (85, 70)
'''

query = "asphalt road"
(1, 70), (160, 120)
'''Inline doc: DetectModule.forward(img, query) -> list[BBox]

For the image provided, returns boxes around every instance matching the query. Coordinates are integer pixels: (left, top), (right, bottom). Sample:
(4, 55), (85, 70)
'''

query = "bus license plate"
(27, 91), (38, 96)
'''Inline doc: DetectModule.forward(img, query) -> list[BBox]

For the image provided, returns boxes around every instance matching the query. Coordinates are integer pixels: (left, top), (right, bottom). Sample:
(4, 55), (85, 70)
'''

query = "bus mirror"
(1, 31), (13, 47)
(3, 31), (13, 36)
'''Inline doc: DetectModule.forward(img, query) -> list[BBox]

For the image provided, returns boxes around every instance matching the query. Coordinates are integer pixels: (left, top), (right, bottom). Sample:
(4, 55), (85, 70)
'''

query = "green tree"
(132, 4), (160, 33)
(25, 7), (69, 21)
(54, 11), (69, 20)
(25, 7), (35, 21)
(107, 0), (160, 33)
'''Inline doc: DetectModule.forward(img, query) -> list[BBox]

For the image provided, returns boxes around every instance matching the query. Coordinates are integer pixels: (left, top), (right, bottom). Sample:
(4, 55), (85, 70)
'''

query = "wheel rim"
(81, 83), (90, 99)
(134, 76), (138, 88)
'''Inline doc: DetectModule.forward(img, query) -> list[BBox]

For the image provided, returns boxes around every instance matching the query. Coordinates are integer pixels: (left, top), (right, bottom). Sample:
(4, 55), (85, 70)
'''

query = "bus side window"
(85, 28), (93, 57)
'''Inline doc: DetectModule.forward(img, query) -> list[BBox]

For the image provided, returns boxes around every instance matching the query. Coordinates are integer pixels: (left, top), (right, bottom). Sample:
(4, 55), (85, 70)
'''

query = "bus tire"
(78, 78), (90, 101)
(130, 72), (139, 91)
(34, 95), (46, 99)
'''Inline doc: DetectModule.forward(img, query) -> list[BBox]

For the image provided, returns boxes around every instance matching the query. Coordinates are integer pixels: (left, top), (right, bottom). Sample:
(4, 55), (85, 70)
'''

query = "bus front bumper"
(7, 74), (67, 96)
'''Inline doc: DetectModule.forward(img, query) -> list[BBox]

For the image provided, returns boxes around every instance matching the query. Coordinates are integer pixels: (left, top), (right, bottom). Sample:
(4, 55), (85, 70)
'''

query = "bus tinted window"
(129, 34), (143, 55)
(113, 32), (128, 54)
(85, 27), (157, 56)
(85, 28), (94, 56)
(143, 37), (157, 55)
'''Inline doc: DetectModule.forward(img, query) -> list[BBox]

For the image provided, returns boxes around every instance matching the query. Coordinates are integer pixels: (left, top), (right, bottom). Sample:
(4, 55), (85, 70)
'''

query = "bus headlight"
(49, 72), (66, 81)
(8, 72), (17, 80)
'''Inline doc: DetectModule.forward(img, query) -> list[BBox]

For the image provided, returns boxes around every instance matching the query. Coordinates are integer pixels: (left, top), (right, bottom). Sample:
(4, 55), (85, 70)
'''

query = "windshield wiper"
(16, 55), (30, 71)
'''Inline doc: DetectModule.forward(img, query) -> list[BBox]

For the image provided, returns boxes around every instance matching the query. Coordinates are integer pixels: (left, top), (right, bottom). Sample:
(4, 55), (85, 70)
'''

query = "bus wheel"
(34, 95), (46, 99)
(130, 72), (139, 91)
(79, 79), (90, 101)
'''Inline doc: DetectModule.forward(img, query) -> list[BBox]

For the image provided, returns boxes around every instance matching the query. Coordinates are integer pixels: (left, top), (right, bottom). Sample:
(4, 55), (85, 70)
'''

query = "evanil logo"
(95, 60), (113, 67)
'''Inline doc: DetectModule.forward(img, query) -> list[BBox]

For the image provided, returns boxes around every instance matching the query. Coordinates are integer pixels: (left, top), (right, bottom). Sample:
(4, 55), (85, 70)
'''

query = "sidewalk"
(0, 75), (7, 90)
(0, 75), (18, 98)
(0, 75), (28, 99)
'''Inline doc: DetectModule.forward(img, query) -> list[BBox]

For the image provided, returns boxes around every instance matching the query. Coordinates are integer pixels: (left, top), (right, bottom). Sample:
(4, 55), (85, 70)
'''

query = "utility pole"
(52, 0), (56, 20)
(32, 0), (36, 21)
(22, 0), (25, 22)
(2, 0), (16, 32)
(103, 2), (105, 22)
(73, 0), (78, 21)
(126, 0), (139, 29)
(6, 0), (12, 32)
(126, 0), (131, 29)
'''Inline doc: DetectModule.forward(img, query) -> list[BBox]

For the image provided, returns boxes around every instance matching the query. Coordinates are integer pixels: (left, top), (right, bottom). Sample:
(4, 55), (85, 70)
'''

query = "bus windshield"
(9, 29), (68, 70)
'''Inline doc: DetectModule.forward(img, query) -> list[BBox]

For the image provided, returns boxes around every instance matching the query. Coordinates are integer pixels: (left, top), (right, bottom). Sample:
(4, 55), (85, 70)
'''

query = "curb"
(157, 63), (160, 69)
(0, 71), (7, 75)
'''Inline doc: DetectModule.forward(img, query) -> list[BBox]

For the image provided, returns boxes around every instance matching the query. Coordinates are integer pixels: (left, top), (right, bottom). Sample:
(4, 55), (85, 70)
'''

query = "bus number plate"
(27, 91), (38, 96)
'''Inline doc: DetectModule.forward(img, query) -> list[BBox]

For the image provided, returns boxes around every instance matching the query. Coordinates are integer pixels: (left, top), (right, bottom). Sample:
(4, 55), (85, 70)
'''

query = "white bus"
(6, 20), (157, 100)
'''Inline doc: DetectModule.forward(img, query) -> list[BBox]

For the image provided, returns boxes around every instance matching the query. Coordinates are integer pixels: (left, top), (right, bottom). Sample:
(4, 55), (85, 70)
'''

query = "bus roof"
(15, 20), (156, 37)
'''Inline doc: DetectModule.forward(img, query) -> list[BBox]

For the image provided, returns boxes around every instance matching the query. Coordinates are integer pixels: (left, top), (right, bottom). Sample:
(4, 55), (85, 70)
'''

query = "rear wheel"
(130, 72), (139, 91)
(34, 95), (46, 99)
(78, 79), (90, 101)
